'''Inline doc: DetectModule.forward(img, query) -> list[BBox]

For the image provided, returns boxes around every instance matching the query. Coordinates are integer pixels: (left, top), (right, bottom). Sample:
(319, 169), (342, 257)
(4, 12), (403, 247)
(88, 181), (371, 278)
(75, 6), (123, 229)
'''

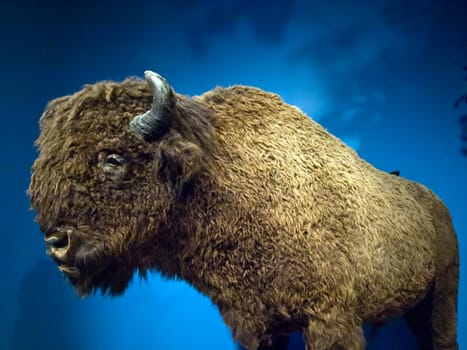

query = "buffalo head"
(29, 71), (213, 296)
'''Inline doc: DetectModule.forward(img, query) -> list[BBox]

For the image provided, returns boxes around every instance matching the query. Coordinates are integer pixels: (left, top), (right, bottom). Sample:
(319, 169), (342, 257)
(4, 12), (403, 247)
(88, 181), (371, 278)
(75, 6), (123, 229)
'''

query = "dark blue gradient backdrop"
(1, 0), (466, 349)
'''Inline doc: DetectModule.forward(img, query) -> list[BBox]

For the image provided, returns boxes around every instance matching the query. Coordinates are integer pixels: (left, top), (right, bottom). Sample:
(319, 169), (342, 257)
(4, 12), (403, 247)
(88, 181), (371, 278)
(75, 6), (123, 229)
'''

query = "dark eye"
(98, 153), (129, 181)
(105, 154), (126, 167)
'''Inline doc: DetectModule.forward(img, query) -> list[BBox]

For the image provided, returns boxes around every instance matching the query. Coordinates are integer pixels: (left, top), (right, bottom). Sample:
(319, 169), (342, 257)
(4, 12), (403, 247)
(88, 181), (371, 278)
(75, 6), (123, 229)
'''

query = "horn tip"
(144, 70), (157, 78)
(143, 70), (169, 93)
(144, 70), (164, 82)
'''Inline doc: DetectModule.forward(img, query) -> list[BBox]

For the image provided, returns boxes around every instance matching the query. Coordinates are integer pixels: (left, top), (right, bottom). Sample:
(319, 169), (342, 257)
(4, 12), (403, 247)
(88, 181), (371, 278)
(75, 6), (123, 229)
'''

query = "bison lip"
(61, 266), (83, 287)
(58, 265), (80, 278)
(57, 262), (103, 297)
(57, 258), (132, 297)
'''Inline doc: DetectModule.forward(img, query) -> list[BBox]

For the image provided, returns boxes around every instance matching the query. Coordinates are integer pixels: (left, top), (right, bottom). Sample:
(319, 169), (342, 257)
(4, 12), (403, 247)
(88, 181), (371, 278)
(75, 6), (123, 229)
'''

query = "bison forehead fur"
(29, 74), (459, 350)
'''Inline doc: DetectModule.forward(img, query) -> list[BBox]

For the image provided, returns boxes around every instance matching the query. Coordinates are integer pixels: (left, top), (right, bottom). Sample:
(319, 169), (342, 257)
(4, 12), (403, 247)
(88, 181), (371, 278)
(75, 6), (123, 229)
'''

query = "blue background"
(1, 0), (466, 349)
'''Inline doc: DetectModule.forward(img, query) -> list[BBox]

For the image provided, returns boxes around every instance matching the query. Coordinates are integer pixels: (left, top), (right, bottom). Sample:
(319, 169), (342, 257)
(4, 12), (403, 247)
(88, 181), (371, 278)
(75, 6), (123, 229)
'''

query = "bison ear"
(156, 135), (204, 195)
(130, 71), (176, 142)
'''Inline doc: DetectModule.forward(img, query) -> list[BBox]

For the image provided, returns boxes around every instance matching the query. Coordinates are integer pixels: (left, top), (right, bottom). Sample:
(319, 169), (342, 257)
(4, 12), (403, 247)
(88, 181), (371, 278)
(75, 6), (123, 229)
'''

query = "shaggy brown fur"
(29, 76), (459, 350)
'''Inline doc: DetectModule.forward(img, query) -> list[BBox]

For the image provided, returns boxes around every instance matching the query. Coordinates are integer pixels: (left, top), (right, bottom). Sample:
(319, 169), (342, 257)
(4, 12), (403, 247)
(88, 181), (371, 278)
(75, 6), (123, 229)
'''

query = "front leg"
(303, 314), (364, 350)
(258, 334), (290, 350)
(223, 306), (291, 350)
(239, 334), (290, 350)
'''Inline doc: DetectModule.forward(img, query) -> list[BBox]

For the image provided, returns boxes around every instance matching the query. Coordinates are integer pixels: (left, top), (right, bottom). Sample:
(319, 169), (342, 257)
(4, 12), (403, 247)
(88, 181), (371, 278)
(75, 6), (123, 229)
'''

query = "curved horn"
(130, 70), (175, 141)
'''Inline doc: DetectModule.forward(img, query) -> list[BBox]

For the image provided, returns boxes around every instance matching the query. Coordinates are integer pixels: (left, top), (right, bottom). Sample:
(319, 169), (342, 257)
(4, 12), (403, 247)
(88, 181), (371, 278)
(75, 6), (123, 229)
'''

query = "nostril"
(45, 230), (70, 258)
(46, 235), (69, 249)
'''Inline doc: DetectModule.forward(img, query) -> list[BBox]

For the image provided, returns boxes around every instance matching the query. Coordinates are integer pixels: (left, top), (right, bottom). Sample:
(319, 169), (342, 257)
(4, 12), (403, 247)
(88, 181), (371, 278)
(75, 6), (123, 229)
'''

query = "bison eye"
(105, 154), (126, 167)
(98, 153), (129, 181)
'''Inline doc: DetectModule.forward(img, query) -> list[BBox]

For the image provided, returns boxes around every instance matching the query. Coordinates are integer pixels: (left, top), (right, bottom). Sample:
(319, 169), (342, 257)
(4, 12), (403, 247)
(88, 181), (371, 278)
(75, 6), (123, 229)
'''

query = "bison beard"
(57, 242), (134, 297)
(65, 261), (135, 297)
(29, 71), (459, 350)
(44, 225), (137, 296)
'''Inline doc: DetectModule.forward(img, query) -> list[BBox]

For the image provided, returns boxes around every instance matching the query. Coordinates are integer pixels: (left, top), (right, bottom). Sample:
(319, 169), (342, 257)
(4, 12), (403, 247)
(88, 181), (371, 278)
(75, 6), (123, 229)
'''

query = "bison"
(29, 71), (459, 350)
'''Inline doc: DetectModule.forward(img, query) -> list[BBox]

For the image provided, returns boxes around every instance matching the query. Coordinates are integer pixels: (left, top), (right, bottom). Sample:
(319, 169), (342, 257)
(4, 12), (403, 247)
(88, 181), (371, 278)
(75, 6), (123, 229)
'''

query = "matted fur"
(29, 77), (459, 350)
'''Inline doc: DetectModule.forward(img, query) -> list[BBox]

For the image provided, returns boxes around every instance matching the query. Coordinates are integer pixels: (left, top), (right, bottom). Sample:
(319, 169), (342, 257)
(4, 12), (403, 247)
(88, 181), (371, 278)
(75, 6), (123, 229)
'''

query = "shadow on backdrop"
(454, 65), (467, 156)
(11, 258), (79, 350)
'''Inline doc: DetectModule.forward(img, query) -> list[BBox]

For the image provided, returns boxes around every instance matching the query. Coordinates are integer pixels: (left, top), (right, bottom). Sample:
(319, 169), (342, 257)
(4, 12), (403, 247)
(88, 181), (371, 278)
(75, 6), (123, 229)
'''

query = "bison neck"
(148, 183), (287, 313)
